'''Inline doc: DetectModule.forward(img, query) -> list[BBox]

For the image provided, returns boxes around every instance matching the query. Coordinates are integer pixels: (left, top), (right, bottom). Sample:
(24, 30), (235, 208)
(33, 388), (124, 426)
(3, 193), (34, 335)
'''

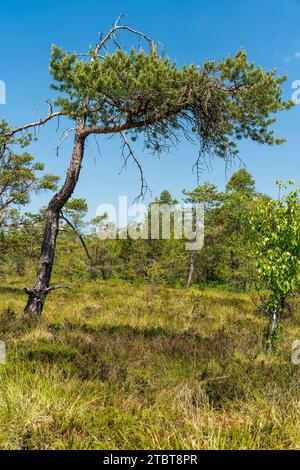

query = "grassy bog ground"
(0, 279), (299, 450)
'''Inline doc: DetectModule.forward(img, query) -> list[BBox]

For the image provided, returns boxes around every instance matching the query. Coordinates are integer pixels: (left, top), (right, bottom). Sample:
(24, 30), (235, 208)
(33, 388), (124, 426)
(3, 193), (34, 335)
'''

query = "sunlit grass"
(0, 278), (299, 449)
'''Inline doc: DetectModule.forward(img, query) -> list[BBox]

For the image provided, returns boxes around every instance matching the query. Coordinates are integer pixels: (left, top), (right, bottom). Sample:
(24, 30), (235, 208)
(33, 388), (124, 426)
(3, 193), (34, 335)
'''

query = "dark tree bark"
(24, 120), (86, 316)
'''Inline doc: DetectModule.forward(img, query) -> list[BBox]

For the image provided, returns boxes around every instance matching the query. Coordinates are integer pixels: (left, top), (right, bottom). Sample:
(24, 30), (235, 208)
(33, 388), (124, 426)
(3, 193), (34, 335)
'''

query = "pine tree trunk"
(187, 251), (195, 289)
(24, 122), (86, 316)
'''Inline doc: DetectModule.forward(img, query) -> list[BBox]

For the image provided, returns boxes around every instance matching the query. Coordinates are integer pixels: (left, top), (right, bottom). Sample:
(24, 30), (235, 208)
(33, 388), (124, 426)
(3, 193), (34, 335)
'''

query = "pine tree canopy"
(50, 44), (292, 160)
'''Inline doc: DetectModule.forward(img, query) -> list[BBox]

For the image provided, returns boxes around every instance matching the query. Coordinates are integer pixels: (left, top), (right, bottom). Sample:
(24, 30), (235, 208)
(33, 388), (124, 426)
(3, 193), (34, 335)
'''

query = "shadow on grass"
(48, 321), (204, 341)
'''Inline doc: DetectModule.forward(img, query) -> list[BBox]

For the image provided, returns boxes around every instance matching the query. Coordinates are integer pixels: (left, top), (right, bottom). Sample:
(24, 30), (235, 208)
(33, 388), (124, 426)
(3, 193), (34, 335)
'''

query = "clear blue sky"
(1, 0), (299, 218)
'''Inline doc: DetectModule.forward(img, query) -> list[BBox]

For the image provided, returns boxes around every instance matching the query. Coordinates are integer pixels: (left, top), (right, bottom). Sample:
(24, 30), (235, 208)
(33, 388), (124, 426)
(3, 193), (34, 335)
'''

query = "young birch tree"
(250, 182), (300, 350)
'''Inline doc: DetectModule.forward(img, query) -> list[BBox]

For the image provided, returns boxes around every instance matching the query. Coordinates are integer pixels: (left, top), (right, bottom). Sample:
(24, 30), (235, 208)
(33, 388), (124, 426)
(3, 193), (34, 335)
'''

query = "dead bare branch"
(119, 131), (149, 200)
(46, 285), (72, 293)
(94, 16), (155, 55)
(60, 211), (93, 263)
(6, 102), (64, 138)
(56, 127), (76, 157)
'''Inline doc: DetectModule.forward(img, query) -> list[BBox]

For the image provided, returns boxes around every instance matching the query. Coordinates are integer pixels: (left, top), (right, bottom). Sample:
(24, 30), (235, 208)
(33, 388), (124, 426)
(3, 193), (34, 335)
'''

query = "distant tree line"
(0, 167), (294, 290)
